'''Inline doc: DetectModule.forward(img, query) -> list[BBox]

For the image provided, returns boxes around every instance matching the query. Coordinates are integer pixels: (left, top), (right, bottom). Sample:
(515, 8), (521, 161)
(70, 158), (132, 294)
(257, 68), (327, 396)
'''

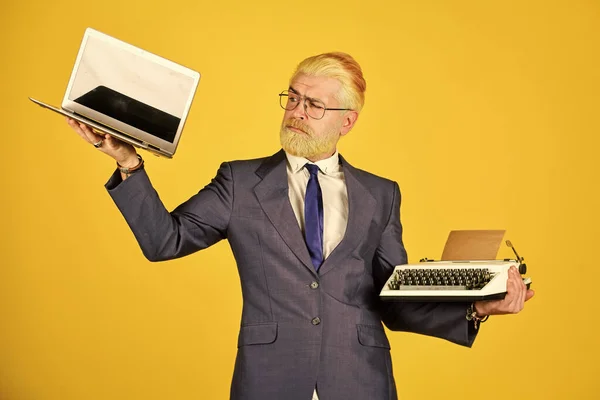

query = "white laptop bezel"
(61, 27), (200, 156)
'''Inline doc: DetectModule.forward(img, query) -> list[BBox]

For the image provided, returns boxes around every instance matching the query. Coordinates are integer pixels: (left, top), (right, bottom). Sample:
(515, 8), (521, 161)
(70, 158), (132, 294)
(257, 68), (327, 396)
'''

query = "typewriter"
(380, 240), (532, 302)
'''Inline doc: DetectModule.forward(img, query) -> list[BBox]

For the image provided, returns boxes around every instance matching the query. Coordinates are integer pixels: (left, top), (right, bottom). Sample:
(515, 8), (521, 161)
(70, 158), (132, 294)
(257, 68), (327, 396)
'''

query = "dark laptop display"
(74, 86), (179, 143)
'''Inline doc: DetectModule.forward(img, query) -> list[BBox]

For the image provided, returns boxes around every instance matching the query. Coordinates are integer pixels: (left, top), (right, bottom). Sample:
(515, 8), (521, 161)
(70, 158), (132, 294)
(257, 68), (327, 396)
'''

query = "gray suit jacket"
(106, 149), (476, 400)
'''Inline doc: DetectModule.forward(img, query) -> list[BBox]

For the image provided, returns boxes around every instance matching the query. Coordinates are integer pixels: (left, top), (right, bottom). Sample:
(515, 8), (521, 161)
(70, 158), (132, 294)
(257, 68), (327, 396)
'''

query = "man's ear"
(340, 111), (359, 136)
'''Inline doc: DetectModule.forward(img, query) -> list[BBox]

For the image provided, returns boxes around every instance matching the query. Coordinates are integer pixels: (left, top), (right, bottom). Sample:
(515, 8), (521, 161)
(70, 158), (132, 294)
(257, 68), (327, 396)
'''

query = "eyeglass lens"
(280, 91), (327, 119)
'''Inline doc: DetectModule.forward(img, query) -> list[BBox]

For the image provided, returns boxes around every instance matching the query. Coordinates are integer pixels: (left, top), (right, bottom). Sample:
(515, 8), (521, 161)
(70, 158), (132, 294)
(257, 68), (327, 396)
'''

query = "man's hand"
(66, 117), (139, 168)
(474, 266), (535, 316)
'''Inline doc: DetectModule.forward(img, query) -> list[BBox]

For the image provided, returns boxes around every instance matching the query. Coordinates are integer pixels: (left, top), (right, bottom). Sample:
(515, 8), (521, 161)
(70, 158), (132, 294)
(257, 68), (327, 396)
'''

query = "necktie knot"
(305, 163), (320, 177)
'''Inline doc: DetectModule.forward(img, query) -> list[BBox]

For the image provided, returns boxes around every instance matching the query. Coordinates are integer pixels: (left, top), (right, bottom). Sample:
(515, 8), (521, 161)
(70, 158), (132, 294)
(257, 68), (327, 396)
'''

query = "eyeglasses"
(279, 90), (352, 120)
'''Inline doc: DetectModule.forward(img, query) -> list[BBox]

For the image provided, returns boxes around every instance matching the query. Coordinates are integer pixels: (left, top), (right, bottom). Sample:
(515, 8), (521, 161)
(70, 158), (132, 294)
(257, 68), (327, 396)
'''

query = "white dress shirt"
(285, 151), (348, 259)
(284, 151), (349, 400)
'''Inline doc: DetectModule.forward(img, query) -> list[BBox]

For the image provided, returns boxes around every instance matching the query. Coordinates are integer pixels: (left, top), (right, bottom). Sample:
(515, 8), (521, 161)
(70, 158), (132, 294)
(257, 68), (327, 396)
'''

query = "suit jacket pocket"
(357, 324), (391, 349)
(237, 322), (278, 347)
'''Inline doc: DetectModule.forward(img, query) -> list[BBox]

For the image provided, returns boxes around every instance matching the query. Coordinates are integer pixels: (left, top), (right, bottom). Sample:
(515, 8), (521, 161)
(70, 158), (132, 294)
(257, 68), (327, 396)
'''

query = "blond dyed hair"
(290, 52), (367, 112)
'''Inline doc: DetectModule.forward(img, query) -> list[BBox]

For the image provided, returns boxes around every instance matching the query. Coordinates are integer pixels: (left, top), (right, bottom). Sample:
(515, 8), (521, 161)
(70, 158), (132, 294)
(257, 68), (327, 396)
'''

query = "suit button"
(311, 317), (321, 325)
(310, 281), (319, 289)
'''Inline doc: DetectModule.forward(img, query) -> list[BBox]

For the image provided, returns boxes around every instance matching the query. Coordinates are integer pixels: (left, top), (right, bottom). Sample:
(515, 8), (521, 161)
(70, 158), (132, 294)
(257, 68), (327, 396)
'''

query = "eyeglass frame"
(279, 89), (353, 120)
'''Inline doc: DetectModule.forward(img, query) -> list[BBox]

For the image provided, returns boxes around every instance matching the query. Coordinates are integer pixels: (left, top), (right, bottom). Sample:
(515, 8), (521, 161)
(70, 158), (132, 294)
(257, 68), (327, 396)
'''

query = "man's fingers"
(505, 268), (521, 312)
(79, 123), (103, 143)
(67, 118), (87, 140)
(482, 268), (534, 316)
(103, 134), (122, 150)
(65, 118), (137, 161)
(525, 289), (535, 302)
(519, 274), (527, 307)
(66, 118), (102, 146)
(511, 267), (526, 313)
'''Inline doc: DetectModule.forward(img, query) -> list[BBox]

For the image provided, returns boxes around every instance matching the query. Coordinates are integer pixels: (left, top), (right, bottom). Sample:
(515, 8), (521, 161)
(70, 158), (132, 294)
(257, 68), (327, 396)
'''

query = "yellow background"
(1, 0), (598, 399)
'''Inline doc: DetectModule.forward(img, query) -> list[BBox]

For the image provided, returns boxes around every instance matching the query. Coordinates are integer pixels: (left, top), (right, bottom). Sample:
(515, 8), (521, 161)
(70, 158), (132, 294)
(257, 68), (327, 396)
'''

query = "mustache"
(283, 119), (313, 135)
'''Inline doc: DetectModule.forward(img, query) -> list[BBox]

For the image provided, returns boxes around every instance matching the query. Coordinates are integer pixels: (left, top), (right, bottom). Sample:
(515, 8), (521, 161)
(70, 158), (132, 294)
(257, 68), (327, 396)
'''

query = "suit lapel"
(318, 155), (377, 277)
(253, 150), (317, 275)
(253, 150), (377, 277)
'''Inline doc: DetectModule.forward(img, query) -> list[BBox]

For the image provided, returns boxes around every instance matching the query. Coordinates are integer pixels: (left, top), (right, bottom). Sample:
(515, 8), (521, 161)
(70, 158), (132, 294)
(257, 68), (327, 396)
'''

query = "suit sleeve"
(374, 182), (478, 347)
(105, 162), (233, 262)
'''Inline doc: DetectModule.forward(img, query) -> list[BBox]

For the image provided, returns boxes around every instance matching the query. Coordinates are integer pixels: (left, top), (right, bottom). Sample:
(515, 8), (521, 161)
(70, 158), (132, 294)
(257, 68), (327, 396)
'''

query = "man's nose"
(291, 99), (307, 120)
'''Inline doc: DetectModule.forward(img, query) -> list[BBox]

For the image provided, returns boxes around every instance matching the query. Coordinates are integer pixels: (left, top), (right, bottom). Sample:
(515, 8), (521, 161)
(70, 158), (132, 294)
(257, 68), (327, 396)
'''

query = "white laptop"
(29, 27), (201, 158)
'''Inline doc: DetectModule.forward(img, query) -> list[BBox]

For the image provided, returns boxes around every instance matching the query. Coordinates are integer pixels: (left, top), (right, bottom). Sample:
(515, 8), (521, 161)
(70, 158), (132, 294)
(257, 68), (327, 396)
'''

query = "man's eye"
(309, 101), (324, 110)
(289, 96), (300, 103)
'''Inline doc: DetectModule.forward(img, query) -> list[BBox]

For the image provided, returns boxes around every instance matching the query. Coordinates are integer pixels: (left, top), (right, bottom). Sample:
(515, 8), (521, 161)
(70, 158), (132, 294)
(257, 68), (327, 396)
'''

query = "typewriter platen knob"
(519, 263), (527, 274)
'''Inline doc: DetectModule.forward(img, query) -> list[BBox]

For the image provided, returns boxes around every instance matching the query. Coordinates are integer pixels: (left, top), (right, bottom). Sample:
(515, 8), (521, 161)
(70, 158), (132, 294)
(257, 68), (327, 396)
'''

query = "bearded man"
(68, 52), (532, 400)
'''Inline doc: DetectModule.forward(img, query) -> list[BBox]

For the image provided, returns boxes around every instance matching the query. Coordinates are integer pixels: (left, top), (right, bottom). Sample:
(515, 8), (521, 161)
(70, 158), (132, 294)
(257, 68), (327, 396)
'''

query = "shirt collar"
(285, 150), (341, 176)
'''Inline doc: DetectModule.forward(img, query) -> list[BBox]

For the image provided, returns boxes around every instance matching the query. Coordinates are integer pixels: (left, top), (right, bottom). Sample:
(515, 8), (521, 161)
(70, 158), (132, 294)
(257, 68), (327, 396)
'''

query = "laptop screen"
(67, 34), (197, 144)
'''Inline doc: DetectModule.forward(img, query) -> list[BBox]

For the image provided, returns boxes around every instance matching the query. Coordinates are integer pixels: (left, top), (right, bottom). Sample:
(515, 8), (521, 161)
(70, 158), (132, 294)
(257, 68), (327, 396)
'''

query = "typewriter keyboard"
(387, 268), (495, 291)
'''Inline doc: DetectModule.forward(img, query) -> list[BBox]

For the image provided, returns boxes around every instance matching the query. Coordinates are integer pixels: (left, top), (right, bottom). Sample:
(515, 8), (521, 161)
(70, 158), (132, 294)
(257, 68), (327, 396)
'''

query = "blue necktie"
(304, 164), (324, 271)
